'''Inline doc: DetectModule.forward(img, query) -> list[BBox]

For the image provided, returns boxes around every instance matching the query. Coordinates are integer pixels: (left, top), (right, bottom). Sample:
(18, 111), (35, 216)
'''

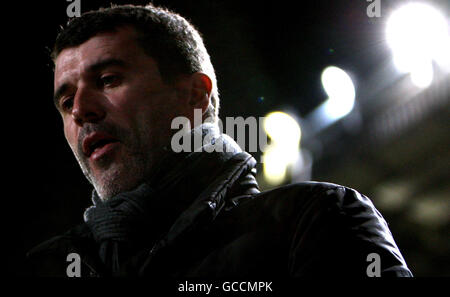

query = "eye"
(60, 96), (74, 112)
(98, 74), (121, 88)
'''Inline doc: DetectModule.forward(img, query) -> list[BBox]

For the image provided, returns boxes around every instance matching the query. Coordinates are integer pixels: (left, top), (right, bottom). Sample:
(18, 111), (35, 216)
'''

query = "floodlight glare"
(305, 66), (356, 134)
(321, 66), (356, 120)
(410, 58), (434, 88)
(262, 145), (290, 185)
(263, 111), (301, 145)
(263, 111), (301, 185)
(386, 3), (450, 86)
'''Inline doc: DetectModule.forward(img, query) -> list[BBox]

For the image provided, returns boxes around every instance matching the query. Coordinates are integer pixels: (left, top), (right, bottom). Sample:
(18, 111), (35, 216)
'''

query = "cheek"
(116, 87), (182, 143)
(131, 104), (175, 148)
(63, 120), (79, 152)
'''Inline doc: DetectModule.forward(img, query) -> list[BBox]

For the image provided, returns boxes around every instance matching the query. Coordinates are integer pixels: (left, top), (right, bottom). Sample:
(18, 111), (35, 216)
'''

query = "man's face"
(54, 26), (187, 200)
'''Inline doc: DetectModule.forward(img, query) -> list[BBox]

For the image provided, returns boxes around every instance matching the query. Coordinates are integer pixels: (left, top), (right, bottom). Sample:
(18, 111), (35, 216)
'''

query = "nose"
(71, 85), (106, 126)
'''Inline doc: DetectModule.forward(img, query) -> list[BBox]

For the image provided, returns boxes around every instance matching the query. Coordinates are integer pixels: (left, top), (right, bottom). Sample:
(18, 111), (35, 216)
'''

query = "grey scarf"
(83, 123), (245, 275)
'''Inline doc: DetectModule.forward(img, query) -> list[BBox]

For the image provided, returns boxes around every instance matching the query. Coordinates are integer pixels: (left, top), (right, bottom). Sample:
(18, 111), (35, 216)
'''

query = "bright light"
(305, 66), (356, 134)
(321, 66), (355, 120)
(263, 111), (301, 185)
(410, 58), (434, 88)
(263, 111), (301, 145)
(262, 145), (291, 185)
(386, 3), (450, 86)
(434, 37), (450, 72)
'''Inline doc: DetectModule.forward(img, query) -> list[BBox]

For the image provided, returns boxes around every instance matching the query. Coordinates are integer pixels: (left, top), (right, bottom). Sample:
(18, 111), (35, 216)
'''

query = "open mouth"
(83, 133), (120, 158)
(90, 139), (118, 156)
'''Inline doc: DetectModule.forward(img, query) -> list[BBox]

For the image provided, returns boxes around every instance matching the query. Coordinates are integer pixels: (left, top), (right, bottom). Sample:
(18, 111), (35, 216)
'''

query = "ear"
(189, 72), (212, 114)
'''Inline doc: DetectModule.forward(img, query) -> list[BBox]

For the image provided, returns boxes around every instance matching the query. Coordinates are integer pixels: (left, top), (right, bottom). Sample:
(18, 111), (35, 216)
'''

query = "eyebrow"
(53, 58), (127, 108)
(86, 58), (127, 74)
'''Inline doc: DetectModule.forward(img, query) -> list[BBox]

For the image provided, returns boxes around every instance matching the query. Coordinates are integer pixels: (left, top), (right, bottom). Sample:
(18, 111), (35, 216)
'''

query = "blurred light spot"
(433, 37), (450, 72)
(374, 182), (411, 211)
(386, 3), (450, 87)
(409, 196), (450, 227)
(262, 111), (301, 185)
(262, 145), (290, 185)
(305, 66), (356, 134)
(264, 111), (301, 144)
(410, 58), (434, 88)
(321, 66), (356, 120)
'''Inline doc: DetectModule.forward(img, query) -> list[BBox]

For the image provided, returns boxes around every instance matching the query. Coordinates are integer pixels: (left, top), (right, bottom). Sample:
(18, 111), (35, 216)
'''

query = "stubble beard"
(69, 119), (155, 202)
(70, 114), (174, 202)
(73, 145), (151, 201)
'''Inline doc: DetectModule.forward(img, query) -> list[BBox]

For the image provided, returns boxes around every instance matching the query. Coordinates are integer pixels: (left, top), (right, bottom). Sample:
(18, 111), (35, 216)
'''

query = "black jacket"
(26, 130), (412, 278)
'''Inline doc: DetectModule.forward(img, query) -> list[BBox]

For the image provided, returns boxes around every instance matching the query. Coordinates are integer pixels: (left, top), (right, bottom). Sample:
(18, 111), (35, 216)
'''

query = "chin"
(93, 163), (144, 201)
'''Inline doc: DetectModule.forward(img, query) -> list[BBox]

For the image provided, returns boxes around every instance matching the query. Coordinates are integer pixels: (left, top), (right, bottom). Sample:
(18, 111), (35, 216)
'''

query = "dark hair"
(53, 3), (219, 121)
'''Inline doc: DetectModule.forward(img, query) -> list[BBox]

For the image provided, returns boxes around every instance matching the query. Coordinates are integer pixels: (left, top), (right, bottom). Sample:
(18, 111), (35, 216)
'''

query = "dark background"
(7, 0), (449, 276)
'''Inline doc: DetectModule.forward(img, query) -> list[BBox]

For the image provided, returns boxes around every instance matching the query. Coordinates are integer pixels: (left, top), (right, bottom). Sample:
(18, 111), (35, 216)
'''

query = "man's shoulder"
(222, 181), (412, 277)
(257, 180), (367, 203)
(233, 181), (374, 220)
(229, 180), (391, 241)
(257, 180), (346, 199)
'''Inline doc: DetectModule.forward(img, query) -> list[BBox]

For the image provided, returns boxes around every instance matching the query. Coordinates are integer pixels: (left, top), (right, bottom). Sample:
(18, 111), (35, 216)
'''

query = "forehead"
(54, 27), (141, 86)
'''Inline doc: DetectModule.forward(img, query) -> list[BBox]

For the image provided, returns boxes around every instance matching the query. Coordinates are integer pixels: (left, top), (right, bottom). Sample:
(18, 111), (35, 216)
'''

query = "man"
(27, 4), (412, 277)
